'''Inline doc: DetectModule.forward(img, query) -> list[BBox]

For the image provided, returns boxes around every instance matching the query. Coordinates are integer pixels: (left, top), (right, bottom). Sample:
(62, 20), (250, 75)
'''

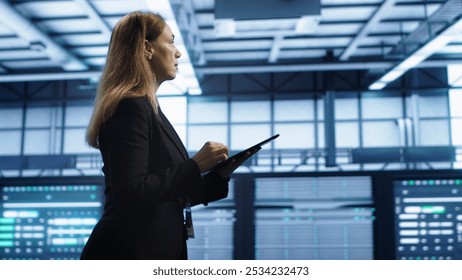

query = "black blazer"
(80, 97), (228, 260)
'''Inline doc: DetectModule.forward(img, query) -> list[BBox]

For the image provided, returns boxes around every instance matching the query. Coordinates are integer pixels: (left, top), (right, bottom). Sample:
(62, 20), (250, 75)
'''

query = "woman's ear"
(144, 39), (154, 60)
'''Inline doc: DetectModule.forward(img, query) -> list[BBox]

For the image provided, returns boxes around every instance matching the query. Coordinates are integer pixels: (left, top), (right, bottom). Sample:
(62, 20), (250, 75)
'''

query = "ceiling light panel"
(0, 49), (48, 60)
(206, 51), (269, 61)
(382, 3), (441, 20)
(315, 23), (362, 36)
(36, 19), (101, 34)
(14, 1), (86, 18)
(2, 60), (61, 69)
(202, 40), (273, 52)
(89, 0), (146, 16)
(71, 46), (109, 57)
(0, 38), (31, 49)
(321, 6), (375, 21)
(55, 34), (109, 47)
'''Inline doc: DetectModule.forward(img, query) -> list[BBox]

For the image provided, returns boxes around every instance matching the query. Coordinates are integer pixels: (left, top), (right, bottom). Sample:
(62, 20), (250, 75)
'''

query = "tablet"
(209, 134), (280, 172)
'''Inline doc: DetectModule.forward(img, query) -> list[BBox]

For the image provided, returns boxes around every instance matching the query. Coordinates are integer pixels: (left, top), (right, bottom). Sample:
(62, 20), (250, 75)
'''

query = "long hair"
(86, 11), (166, 148)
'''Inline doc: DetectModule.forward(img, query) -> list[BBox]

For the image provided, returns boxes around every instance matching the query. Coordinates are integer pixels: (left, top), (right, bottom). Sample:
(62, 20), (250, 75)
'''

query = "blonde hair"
(86, 11), (166, 148)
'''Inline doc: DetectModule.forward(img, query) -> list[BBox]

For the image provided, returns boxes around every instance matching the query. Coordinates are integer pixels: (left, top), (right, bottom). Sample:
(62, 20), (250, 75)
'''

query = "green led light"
(429, 180), (434, 185)
(58, 240), (78, 246)
(0, 226), (15, 232)
(456, 180), (461, 185)
(0, 233), (14, 239)
(423, 206), (445, 214)
(0, 218), (15, 224)
(409, 180), (415, 186)
(0, 241), (14, 247)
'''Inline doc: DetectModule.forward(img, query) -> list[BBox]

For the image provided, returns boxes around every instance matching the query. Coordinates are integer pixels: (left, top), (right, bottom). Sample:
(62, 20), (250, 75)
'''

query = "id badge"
(184, 202), (195, 239)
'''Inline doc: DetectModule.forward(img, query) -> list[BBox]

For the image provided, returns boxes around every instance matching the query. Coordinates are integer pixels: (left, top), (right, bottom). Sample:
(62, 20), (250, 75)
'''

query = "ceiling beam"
(170, 0), (207, 65)
(195, 59), (461, 75)
(74, 0), (112, 39)
(0, 0), (88, 71)
(0, 71), (102, 82)
(339, 0), (397, 61)
(268, 35), (284, 63)
(0, 58), (458, 82)
(386, 0), (462, 58)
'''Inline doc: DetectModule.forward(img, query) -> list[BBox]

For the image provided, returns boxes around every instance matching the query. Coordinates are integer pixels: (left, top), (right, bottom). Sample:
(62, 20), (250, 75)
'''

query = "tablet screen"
(209, 134), (279, 172)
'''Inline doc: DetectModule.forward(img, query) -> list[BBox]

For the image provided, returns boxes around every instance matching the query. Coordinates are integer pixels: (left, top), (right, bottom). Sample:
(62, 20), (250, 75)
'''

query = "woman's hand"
(192, 141), (229, 173)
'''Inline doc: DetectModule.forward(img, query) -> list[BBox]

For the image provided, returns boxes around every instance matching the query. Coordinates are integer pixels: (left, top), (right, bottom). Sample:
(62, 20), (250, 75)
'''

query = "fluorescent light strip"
(369, 18), (462, 90)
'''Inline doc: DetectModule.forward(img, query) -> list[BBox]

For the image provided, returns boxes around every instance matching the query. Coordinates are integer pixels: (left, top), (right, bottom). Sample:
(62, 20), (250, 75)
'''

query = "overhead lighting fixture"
(380, 69), (405, 83)
(368, 82), (387, 91)
(295, 15), (321, 34)
(369, 18), (462, 91)
(145, 0), (202, 95)
(214, 19), (236, 38)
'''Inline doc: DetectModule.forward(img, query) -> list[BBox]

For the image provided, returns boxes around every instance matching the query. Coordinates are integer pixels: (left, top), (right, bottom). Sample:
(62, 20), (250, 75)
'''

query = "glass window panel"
(24, 130), (50, 154)
(0, 131), (21, 155)
(317, 99), (324, 121)
(419, 120), (450, 146)
(188, 125), (228, 151)
(335, 98), (358, 120)
(231, 124), (271, 150)
(274, 123), (314, 149)
(231, 101), (270, 122)
(362, 121), (400, 147)
(158, 96), (187, 124)
(63, 128), (95, 154)
(448, 65), (462, 86)
(318, 122), (325, 149)
(404, 96), (413, 117)
(54, 128), (63, 154)
(274, 100), (313, 121)
(362, 97), (403, 119)
(65, 106), (93, 127)
(0, 108), (22, 128)
(189, 101), (227, 123)
(450, 89), (462, 117)
(26, 107), (52, 128)
(452, 119), (462, 145)
(418, 96), (448, 118)
(336, 122), (359, 148)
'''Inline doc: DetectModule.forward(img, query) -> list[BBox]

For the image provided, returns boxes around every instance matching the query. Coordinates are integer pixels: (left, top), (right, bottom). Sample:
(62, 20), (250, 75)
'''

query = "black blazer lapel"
(158, 108), (189, 160)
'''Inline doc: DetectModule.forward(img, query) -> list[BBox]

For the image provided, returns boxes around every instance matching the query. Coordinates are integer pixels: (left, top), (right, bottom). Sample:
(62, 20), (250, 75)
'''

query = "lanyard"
(184, 201), (195, 239)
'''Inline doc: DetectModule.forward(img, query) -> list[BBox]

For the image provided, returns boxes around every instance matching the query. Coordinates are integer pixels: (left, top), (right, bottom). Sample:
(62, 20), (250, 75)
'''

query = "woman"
(81, 11), (242, 259)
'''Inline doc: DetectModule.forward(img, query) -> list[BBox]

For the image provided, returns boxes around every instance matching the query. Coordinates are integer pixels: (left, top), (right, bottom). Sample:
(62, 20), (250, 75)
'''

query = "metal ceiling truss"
(0, 0), (88, 72)
(387, 0), (462, 58)
(340, 0), (398, 61)
(170, 0), (206, 65)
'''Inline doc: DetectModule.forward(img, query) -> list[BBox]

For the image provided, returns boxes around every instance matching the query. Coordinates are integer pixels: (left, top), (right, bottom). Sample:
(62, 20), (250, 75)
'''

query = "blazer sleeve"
(102, 98), (203, 213)
(189, 170), (229, 207)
